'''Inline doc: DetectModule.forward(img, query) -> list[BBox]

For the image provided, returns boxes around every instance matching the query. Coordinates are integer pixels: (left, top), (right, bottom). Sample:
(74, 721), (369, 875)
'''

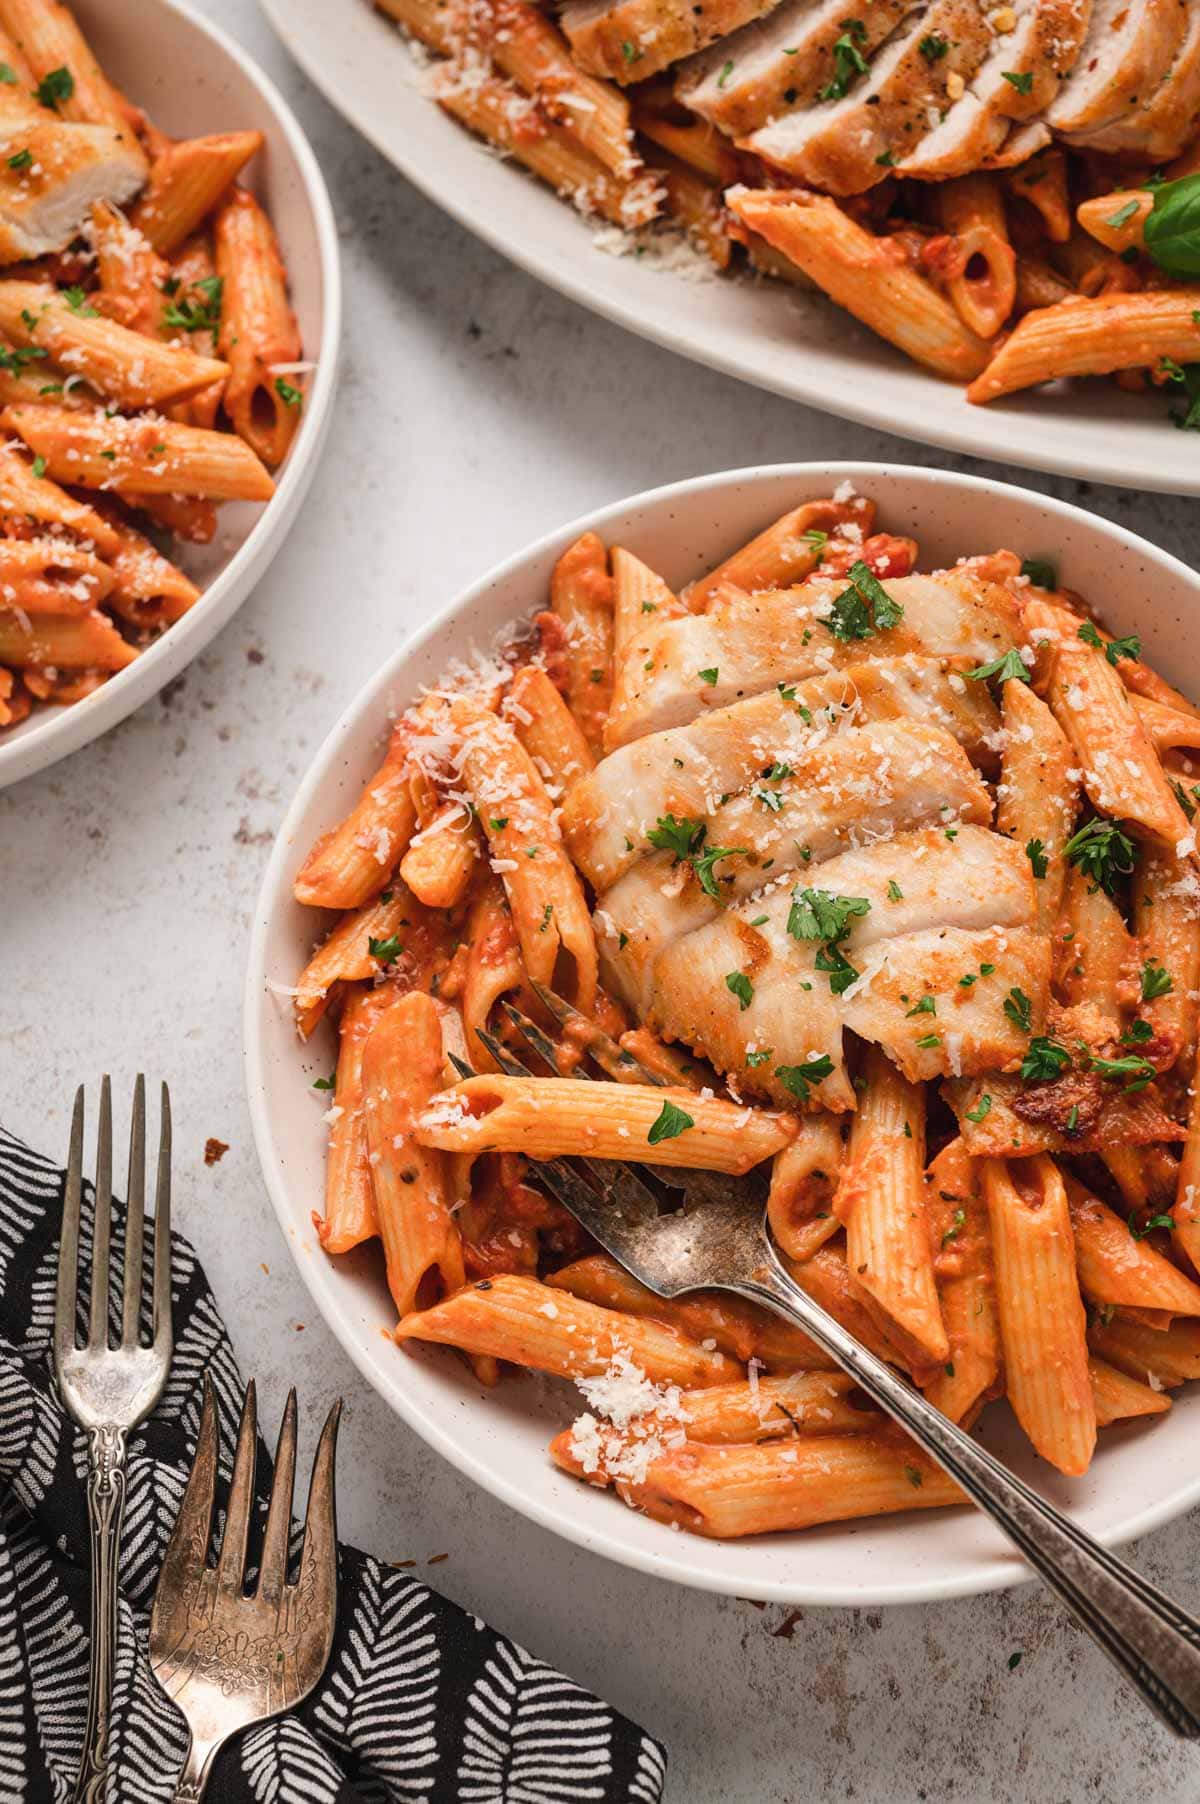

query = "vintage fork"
(54, 1076), (173, 1804)
(479, 986), (1200, 1738)
(149, 1377), (341, 1800)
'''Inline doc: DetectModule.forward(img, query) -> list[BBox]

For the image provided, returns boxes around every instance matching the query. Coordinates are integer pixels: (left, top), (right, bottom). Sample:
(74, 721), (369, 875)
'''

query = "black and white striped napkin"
(0, 1125), (668, 1802)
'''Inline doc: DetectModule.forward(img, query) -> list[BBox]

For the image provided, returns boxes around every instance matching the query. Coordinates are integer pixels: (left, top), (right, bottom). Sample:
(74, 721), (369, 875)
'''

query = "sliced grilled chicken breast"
(644, 827), (1040, 1105)
(562, 0), (785, 83)
(677, 0), (918, 138)
(744, 0), (995, 192)
(594, 717), (993, 1011)
(565, 654), (999, 892)
(1074, 0), (1200, 155)
(605, 568), (1020, 748)
(1045, 0), (1187, 141)
(0, 116), (145, 261)
(901, 0), (1089, 178)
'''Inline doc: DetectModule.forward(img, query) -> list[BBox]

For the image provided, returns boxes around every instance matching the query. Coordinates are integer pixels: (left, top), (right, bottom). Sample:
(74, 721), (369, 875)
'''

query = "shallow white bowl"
(264, 0), (1195, 497)
(0, 0), (340, 791)
(246, 462), (1200, 1606)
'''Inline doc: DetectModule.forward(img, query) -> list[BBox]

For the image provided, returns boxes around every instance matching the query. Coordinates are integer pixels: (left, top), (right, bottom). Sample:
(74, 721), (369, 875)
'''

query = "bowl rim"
(0, 0), (343, 791)
(244, 459), (1200, 1606)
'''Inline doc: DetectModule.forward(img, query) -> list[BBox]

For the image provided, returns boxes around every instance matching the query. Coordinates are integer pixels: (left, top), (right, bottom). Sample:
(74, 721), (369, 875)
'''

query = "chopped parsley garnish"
(620, 39), (639, 62)
(1129, 1212), (1176, 1241)
(914, 1032), (941, 1050)
(0, 344), (44, 375)
(717, 59), (735, 87)
(1078, 620), (1141, 665)
(1020, 557), (1056, 588)
(725, 970), (754, 1010)
(648, 813), (704, 861)
(35, 65), (74, 110)
(815, 943), (859, 995)
(1105, 199), (1141, 230)
(905, 995), (936, 1017)
(618, 931), (628, 950)
(1001, 70), (1033, 95)
(1008, 1651), (1023, 1671)
(886, 879), (903, 901)
(904, 1465), (924, 1488)
(965, 1094), (992, 1123)
(163, 274), (223, 333)
(1020, 1037), (1071, 1082)
(648, 1099), (694, 1144)
(941, 1208), (966, 1246)
(1065, 1104), (1080, 1134)
(919, 31), (949, 59)
(746, 1047), (773, 1067)
(312, 1072), (336, 1091)
(787, 887), (871, 942)
(489, 816), (508, 830)
(765, 761), (792, 781)
(967, 648), (1030, 686)
(693, 842), (746, 898)
(754, 787), (785, 812)
(1063, 817), (1137, 895)
(749, 914), (769, 927)
(1141, 959), (1173, 1001)
(275, 377), (303, 408)
(774, 1055), (834, 1100)
(1090, 1052), (1155, 1092)
(1121, 1018), (1154, 1045)
(1025, 838), (1048, 879)
(818, 19), (869, 100)
(825, 560), (903, 641)
(368, 933), (402, 965)
(802, 527), (828, 557)
(0, 64), (15, 83)
(1003, 987), (1033, 1034)
(6, 148), (30, 170)
(62, 285), (97, 318)
(30, 455), (45, 478)
(698, 666), (719, 686)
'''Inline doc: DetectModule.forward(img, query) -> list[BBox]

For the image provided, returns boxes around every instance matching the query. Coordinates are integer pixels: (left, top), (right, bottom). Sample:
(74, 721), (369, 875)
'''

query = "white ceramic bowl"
(246, 462), (1200, 1606)
(0, 0), (340, 791)
(263, 0), (1196, 498)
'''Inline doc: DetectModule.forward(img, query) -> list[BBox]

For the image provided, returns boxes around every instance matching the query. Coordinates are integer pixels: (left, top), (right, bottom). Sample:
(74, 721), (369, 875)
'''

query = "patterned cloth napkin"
(0, 1126), (668, 1801)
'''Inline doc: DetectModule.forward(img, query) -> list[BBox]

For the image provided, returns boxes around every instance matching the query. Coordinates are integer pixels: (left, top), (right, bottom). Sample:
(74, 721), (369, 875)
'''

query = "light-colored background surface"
(5, 2), (1200, 1797)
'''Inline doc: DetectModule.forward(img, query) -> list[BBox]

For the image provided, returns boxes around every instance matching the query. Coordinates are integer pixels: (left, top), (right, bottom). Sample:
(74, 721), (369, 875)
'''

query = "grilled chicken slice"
(677, 0), (918, 138)
(643, 826), (1042, 1107)
(743, 0), (995, 192)
(1045, 0), (1187, 142)
(900, 0), (1090, 178)
(564, 654), (999, 893)
(0, 114), (145, 262)
(1075, 0), (1200, 155)
(561, 0), (784, 83)
(594, 717), (993, 1012)
(605, 568), (1020, 748)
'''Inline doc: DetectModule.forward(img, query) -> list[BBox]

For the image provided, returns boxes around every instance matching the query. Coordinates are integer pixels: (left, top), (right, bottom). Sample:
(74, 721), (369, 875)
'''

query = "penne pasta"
(1066, 1173), (1200, 1319)
(362, 990), (466, 1316)
(1087, 1313), (1200, 1389)
(294, 726), (417, 909)
(0, 605), (134, 669)
(316, 985), (386, 1256)
(0, 403), (275, 501)
(1088, 1354), (1171, 1426)
(1132, 848), (1200, 1074)
(922, 1139), (1000, 1425)
(936, 173), (1017, 341)
(968, 290), (1200, 404)
(766, 1113), (842, 1264)
(214, 187), (303, 467)
(0, 281), (227, 408)
(460, 872), (525, 1071)
(132, 131), (264, 255)
(506, 663), (594, 795)
(611, 545), (682, 655)
(686, 495), (874, 614)
(995, 678), (1077, 935)
(399, 797), (482, 910)
(550, 529), (613, 756)
(983, 1156), (1095, 1476)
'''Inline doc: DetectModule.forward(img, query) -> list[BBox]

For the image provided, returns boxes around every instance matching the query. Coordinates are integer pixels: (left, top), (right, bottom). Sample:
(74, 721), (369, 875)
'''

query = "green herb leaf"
(1105, 198), (1140, 229)
(1020, 557), (1056, 588)
(967, 647), (1031, 685)
(774, 1055), (834, 1100)
(312, 1072), (336, 1091)
(648, 1099), (694, 1144)
(61, 285), (97, 318)
(825, 559), (903, 642)
(886, 879), (903, 901)
(692, 843), (746, 898)
(905, 995), (936, 1017)
(717, 58), (735, 87)
(1003, 986), (1033, 1034)
(1121, 1018), (1154, 1045)
(1020, 1036), (1071, 1082)
(1063, 817), (1137, 895)
(965, 1093), (992, 1124)
(275, 376), (303, 408)
(35, 65), (74, 109)
(0, 64), (16, 83)
(30, 454), (45, 478)
(725, 970), (754, 1010)
(6, 147), (30, 170)
(919, 31), (949, 59)
(1141, 959), (1173, 1001)
(746, 1047), (773, 1067)
(163, 274), (223, 333)
(367, 933), (402, 965)
(1001, 70), (1033, 95)
(1090, 1051), (1156, 1092)
(815, 942), (860, 995)
(1129, 1211), (1176, 1241)
(648, 813), (705, 861)
(786, 886), (871, 943)
(1143, 170), (1200, 279)
(698, 666), (719, 686)
(818, 20), (869, 100)
(941, 1208), (966, 1246)
(1025, 838), (1048, 879)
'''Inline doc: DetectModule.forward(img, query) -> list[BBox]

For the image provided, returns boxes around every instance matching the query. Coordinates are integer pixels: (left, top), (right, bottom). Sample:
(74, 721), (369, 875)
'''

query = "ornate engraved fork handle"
(71, 1424), (128, 1804)
(740, 1250), (1200, 1740)
(170, 1739), (214, 1802)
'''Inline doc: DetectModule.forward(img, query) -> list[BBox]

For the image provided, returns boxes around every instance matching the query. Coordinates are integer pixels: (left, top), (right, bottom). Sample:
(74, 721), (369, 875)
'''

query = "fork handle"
(71, 1424), (127, 1804)
(740, 1252), (1200, 1737)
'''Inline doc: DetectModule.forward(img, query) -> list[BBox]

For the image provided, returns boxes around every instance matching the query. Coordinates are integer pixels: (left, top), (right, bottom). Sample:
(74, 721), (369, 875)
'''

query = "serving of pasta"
(0, 0), (306, 735)
(370, 0), (1200, 417)
(284, 479), (1200, 1545)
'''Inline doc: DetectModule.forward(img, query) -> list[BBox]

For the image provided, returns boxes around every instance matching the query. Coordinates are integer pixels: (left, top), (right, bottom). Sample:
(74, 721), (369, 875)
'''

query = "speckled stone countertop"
(5, 5), (1200, 1798)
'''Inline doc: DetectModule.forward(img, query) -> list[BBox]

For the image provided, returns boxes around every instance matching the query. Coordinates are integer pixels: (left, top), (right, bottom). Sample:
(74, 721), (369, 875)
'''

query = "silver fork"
(54, 1076), (173, 1804)
(149, 1377), (341, 1800)
(484, 991), (1200, 1738)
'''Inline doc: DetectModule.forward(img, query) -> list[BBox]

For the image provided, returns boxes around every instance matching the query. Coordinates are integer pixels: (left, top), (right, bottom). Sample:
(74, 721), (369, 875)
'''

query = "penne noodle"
(995, 678), (1077, 935)
(1014, 257), (1075, 314)
(89, 502), (200, 629)
(551, 1428), (963, 1537)
(0, 666), (29, 726)
(165, 234), (225, 430)
(546, 1252), (833, 1371)
(132, 131), (264, 255)
(0, 281), (227, 408)
(1004, 148), (1071, 244)
(1066, 1173), (1200, 1318)
(488, 0), (636, 177)
(397, 1272), (743, 1387)
(506, 663), (594, 795)
(460, 872), (525, 1071)
(292, 885), (416, 1028)
(766, 1114), (842, 1264)
(0, 0), (145, 157)
(1173, 1086), (1200, 1277)
(610, 545), (682, 655)
(214, 187), (303, 467)
(550, 529), (613, 756)
(449, 693), (598, 1010)
(293, 726), (416, 909)
(1087, 1313), (1200, 1389)
(399, 798), (481, 910)
(727, 188), (991, 382)
(782, 1240), (916, 1374)
(639, 143), (731, 270)
(983, 1156), (1095, 1475)
(1132, 848), (1200, 1074)
(91, 199), (170, 337)
(0, 403), (275, 501)
(634, 110), (728, 183)
(1088, 1354), (1171, 1426)
(124, 491), (217, 544)
(1055, 861), (1136, 1020)
(669, 1371), (879, 1443)
(936, 173), (1017, 341)
(968, 290), (1200, 404)
(687, 495), (875, 614)
(0, 605), (134, 669)
(922, 1139), (1000, 1425)
(1076, 190), (1153, 256)
(1132, 693), (1200, 757)
(316, 984), (386, 1255)
(834, 1046), (949, 1368)
(0, 533), (111, 612)
(362, 990), (466, 1316)
(415, 1073), (795, 1172)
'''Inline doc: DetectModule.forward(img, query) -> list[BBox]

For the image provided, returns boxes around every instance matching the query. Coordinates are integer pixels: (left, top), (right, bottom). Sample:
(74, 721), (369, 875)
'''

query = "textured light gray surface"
(5, 3), (1200, 1797)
